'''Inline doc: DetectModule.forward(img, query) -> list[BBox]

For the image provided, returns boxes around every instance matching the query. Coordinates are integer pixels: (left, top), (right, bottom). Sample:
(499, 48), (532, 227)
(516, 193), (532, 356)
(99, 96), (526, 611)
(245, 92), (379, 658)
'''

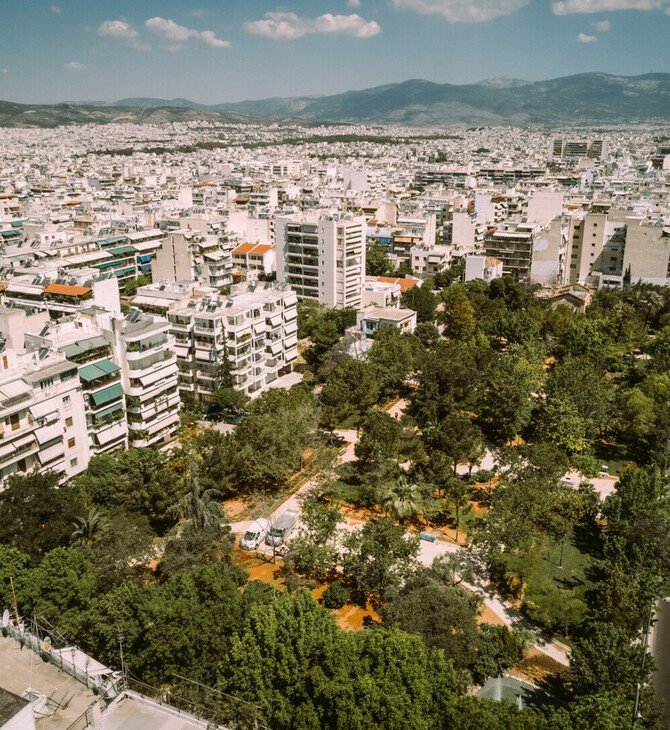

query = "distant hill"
(0, 101), (300, 129)
(211, 73), (670, 126)
(4, 72), (670, 128)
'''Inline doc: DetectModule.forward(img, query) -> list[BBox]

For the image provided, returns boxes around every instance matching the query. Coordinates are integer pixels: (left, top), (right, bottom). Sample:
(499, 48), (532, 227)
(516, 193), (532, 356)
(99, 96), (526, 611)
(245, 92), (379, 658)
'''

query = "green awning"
(114, 267), (136, 277)
(108, 245), (137, 256)
(93, 402), (124, 420)
(90, 383), (124, 407)
(0, 230), (20, 237)
(99, 260), (122, 269)
(79, 359), (120, 383)
(97, 236), (127, 246)
(62, 336), (109, 359)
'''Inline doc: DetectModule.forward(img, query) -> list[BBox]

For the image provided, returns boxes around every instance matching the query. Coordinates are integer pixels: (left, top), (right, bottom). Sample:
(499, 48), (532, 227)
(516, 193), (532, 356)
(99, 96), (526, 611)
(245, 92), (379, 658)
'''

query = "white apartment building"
(275, 214), (366, 309)
(152, 231), (233, 292)
(167, 281), (298, 400)
(0, 344), (89, 489)
(100, 309), (180, 448)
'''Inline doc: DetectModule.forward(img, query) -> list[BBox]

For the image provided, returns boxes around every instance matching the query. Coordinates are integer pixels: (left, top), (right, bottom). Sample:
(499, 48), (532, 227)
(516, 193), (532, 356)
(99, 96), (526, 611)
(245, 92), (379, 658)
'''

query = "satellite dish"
(1, 610), (9, 628)
(43, 636), (51, 652)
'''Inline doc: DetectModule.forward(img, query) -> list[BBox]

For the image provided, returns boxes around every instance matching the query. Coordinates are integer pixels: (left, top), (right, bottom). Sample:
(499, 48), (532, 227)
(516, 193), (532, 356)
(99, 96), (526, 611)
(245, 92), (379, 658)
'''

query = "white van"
(265, 510), (299, 547)
(240, 518), (271, 550)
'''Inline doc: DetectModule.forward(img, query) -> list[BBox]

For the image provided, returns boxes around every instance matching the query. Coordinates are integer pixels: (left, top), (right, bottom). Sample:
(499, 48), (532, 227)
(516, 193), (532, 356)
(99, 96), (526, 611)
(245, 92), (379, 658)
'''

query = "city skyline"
(1, 0), (669, 105)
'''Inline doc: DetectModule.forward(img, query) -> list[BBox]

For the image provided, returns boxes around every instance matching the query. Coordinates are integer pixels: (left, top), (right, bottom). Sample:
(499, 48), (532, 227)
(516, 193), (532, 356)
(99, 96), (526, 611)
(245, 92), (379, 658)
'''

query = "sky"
(1, 0), (669, 104)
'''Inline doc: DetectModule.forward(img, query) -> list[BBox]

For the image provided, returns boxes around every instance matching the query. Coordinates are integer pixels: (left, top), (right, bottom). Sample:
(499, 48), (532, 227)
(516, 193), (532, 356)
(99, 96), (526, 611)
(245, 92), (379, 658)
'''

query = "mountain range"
(3, 73), (670, 128)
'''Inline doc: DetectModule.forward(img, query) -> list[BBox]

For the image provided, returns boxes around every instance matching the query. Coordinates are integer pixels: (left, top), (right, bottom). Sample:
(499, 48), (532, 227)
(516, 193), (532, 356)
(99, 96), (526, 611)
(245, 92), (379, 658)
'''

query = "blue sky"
(1, 0), (669, 104)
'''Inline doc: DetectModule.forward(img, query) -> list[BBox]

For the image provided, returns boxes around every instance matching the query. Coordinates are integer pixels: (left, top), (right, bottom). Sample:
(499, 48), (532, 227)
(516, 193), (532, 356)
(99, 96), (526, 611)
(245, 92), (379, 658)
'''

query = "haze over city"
(2, 0), (670, 104)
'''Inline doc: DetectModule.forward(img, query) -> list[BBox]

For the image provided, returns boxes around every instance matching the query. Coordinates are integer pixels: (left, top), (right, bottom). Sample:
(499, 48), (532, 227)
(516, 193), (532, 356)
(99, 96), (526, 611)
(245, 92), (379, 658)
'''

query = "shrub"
(322, 582), (349, 609)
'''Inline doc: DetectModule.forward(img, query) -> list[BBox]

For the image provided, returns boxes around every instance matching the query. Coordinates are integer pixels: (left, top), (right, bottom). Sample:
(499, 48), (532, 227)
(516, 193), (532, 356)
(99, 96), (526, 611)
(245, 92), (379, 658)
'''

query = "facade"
(464, 254), (503, 283)
(275, 214), (366, 309)
(484, 222), (538, 281)
(0, 346), (89, 489)
(356, 306), (417, 338)
(102, 309), (180, 449)
(168, 281), (298, 400)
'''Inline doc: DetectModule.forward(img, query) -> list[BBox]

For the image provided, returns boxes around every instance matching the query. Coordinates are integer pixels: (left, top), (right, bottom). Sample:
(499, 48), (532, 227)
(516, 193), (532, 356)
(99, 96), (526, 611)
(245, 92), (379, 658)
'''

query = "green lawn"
(592, 440), (634, 475)
(522, 526), (596, 638)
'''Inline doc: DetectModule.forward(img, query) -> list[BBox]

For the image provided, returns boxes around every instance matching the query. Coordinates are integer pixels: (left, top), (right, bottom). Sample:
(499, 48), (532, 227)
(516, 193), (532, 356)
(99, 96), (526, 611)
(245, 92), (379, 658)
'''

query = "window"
(65, 416), (73, 427)
(68, 437), (76, 449)
(40, 378), (54, 390)
(70, 458), (78, 468)
(63, 395), (71, 407)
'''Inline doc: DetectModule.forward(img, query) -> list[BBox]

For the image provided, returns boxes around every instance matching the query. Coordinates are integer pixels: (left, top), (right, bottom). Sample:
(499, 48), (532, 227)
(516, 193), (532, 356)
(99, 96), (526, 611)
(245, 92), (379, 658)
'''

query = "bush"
(322, 582), (349, 609)
(572, 453), (601, 479)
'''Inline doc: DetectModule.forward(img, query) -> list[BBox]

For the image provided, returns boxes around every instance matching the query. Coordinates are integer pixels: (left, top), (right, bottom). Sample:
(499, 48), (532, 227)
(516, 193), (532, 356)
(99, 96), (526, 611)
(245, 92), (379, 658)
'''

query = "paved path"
(229, 407), (570, 666)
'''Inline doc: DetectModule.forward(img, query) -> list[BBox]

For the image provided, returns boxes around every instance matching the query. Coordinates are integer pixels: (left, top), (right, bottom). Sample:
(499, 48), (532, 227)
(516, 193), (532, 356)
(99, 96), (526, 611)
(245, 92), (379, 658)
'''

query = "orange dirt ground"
(508, 647), (568, 686)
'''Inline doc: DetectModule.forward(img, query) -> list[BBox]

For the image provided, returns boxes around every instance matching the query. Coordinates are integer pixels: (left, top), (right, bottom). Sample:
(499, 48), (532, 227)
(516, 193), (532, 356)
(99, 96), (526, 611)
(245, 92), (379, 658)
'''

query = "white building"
(356, 306), (417, 338)
(464, 255), (503, 283)
(275, 214), (366, 309)
(167, 281), (298, 400)
(0, 342), (89, 489)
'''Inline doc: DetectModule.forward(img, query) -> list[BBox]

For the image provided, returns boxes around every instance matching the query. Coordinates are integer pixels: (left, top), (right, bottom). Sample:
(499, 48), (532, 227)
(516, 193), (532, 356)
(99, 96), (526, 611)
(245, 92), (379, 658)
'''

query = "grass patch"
(592, 440), (634, 475)
(522, 526), (597, 638)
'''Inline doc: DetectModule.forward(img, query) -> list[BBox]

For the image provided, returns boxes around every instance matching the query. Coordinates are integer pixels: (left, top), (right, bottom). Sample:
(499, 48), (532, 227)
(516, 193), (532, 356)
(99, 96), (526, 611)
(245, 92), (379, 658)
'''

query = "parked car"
(203, 404), (224, 422)
(223, 412), (242, 425)
(265, 510), (299, 548)
(240, 518), (271, 550)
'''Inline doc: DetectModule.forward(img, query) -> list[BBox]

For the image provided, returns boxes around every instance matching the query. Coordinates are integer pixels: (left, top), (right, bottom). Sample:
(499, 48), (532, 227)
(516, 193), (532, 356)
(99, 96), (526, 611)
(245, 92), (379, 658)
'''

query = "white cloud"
(389, 0), (529, 22)
(98, 20), (138, 40)
(244, 12), (381, 39)
(145, 17), (230, 48)
(348, 0), (362, 7)
(98, 19), (150, 50)
(553, 0), (666, 14)
(577, 32), (598, 40)
(50, 5), (62, 13)
(64, 62), (86, 72)
(593, 18), (612, 27)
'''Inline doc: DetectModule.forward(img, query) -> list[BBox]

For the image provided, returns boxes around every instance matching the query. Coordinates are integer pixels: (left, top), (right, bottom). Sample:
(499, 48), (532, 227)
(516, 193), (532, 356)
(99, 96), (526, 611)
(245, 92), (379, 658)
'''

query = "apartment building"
(275, 214), (366, 309)
(101, 309), (180, 448)
(152, 231), (233, 292)
(27, 316), (128, 457)
(0, 342), (89, 489)
(167, 281), (298, 400)
(484, 221), (538, 281)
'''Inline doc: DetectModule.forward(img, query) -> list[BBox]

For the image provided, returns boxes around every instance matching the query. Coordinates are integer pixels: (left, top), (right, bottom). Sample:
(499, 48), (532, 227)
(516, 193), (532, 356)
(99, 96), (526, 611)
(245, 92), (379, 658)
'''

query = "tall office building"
(275, 214), (366, 309)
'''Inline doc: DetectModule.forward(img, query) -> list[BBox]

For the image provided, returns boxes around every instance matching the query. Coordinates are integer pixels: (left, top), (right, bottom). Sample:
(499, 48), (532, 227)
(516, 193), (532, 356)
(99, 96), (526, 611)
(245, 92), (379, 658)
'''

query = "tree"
(0, 470), (82, 561)
(429, 411), (484, 475)
(444, 478), (472, 543)
(355, 409), (418, 464)
(168, 461), (224, 533)
(366, 241), (392, 276)
(235, 388), (319, 490)
(342, 518), (420, 607)
(0, 544), (30, 609)
(319, 358), (380, 429)
(212, 386), (247, 412)
(401, 285), (437, 323)
(18, 547), (98, 639)
(441, 284), (476, 341)
(381, 475), (424, 524)
(290, 497), (343, 579)
(71, 508), (109, 547)
(381, 577), (482, 672)
(367, 327), (420, 397)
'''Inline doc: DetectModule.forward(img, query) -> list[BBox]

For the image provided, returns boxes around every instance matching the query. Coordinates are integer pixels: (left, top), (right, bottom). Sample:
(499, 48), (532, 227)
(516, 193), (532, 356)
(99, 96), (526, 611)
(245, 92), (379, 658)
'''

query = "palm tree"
(445, 478), (472, 544)
(71, 509), (109, 547)
(168, 459), (223, 532)
(381, 475), (423, 525)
